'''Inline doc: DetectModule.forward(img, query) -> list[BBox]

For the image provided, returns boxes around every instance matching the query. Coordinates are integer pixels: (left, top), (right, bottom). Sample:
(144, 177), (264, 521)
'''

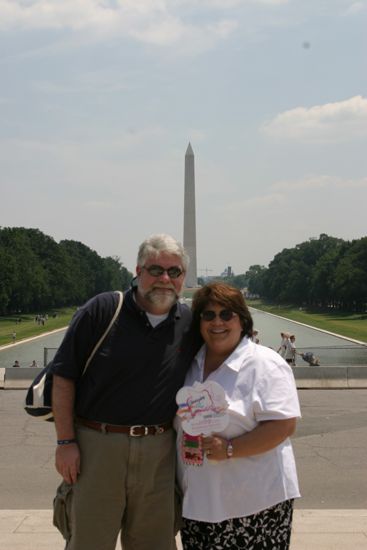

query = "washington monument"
(183, 143), (198, 287)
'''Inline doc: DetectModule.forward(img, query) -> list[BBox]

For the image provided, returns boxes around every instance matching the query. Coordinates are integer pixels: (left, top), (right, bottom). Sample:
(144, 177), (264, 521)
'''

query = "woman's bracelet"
(57, 438), (77, 446)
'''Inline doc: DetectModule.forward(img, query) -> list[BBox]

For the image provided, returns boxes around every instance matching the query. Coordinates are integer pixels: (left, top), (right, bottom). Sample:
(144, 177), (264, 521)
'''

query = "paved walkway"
(1, 509), (367, 549)
(2, 389), (367, 548)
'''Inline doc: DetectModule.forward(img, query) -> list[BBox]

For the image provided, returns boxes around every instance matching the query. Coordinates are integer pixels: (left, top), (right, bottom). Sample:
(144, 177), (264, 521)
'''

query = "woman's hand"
(201, 435), (229, 461)
(201, 418), (297, 461)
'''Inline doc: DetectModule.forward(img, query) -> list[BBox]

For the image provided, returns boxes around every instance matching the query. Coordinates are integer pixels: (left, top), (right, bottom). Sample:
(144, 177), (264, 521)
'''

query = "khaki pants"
(55, 425), (177, 550)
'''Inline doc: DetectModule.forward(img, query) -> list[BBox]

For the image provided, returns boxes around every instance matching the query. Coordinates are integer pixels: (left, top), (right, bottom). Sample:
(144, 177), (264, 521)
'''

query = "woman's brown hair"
(191, 282), (253, 341)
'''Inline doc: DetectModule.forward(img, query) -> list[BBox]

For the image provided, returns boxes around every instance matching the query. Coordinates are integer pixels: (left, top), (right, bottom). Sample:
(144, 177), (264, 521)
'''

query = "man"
(51, 234), (195, 550)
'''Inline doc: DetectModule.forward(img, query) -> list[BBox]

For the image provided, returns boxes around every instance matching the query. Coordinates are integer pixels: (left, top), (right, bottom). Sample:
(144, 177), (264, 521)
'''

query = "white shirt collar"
(194, 337), (255, 374)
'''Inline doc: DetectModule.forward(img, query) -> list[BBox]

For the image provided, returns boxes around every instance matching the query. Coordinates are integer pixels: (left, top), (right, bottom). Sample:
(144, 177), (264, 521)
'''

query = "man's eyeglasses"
(142, 265), (184, 279)
(200, 309), (237, 322)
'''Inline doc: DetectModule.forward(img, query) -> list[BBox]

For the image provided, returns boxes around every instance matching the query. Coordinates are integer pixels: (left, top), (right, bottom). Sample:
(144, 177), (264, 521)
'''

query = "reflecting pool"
(250, 308), (367, 366)
(0, 308), (366, 368)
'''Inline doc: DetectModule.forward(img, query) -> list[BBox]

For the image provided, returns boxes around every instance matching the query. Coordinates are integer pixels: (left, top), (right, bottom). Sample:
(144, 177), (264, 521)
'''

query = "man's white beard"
(145, 288), (178, 309)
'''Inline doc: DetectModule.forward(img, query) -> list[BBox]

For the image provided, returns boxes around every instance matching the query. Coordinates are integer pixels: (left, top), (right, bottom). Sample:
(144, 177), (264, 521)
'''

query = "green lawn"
(0, 307), (76, 347)
(248, 300), (367, 343)
(183, 288), (199, 299)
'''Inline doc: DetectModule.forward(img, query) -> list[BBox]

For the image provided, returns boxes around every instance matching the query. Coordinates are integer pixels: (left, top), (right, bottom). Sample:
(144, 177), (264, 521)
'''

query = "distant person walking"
(277, 332), (289, 358)
(284, 335), (297, 366)
(11, 332), (16, 343)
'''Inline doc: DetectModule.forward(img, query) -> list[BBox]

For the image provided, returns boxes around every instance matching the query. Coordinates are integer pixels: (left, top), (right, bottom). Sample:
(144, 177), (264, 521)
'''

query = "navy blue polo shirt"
(51, 289), (197, 425)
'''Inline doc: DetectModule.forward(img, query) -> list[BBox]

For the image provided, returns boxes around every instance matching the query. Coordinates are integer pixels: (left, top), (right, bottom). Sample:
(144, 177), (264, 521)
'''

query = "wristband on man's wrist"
(57, 438), (77, 446)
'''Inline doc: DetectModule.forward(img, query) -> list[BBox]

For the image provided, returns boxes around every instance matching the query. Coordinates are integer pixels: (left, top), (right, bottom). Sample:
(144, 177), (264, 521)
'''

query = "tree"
(262, 248), (296, 302)
(0, 245), (16, 314)
(334, 238), (367, 311)
(309, 244), (345, 308)
(261, 234), (347, 306)
(101, 256), (133, 292)
(0, 227), (48, 312)
(226, 273), (249, 290)
(245, 265), (266, 296)
(0, 227), (133, 314)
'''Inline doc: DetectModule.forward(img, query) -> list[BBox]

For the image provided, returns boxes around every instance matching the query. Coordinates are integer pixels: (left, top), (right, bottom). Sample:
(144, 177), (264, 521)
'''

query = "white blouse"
(175, 337), (301, 522)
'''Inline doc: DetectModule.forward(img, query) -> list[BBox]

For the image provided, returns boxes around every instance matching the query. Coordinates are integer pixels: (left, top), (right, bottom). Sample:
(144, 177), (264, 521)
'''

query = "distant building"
(220, 266), (234, 278)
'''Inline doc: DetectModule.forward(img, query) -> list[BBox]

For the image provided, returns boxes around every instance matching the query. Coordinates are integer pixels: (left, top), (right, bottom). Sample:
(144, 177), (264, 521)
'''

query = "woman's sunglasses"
(200, 309), (237, 322)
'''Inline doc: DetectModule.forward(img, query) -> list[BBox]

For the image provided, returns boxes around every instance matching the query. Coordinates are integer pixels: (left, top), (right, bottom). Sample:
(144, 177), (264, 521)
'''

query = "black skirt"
(181, 499), (294, 550)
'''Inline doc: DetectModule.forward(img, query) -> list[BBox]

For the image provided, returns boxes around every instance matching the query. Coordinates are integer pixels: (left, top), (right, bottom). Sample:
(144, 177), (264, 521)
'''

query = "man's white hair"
(137, 234), (189, 271)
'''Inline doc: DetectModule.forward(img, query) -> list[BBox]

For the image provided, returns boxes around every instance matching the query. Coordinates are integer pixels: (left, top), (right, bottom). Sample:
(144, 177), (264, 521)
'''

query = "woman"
(176, 283), (301, 550)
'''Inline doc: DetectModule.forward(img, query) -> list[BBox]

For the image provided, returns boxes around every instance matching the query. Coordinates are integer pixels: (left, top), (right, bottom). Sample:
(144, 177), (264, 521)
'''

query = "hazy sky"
(1, 0), (366, 276)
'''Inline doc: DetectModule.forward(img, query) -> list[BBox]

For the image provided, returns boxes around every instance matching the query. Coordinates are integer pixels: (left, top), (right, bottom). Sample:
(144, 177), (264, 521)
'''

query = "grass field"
(183, 288), (200, 299)
(0, 307), (76, 347)
(248, 300), (367, 343)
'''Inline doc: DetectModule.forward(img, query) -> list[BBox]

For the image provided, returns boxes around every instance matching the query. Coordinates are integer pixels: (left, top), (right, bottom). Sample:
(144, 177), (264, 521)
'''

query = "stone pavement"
(1, 389), (367, 548)
(1, 509), (367, 549)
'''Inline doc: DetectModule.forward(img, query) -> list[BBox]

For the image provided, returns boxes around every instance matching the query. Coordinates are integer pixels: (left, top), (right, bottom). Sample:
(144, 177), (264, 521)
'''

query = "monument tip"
(185, 142), (194, 156)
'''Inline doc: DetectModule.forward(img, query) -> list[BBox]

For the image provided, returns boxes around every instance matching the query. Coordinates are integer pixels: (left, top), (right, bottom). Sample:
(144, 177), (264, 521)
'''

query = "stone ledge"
(293, 366), (367, 389)
(4, 367), (42, 389)
(2, 366), (367, 390)
(0, 367), (5, 389)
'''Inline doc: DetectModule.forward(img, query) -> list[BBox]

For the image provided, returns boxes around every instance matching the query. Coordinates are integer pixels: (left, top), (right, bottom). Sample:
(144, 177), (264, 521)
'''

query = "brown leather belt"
(76, 417), (172, 437)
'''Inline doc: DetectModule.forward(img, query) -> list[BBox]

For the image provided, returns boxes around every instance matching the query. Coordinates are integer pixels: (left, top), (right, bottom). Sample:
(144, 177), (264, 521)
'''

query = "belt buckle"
(129, 425), (148, 437)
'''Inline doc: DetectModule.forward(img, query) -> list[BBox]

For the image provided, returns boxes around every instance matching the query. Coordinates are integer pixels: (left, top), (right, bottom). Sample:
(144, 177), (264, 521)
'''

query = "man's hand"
(52, 375), (79, 483)
(55, 443), (81, 484)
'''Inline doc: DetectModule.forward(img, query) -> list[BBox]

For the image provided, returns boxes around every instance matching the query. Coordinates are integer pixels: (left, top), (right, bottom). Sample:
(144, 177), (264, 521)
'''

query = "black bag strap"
(82, 290), (123, 375)
(24, 291), (124, 420)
